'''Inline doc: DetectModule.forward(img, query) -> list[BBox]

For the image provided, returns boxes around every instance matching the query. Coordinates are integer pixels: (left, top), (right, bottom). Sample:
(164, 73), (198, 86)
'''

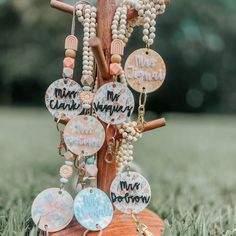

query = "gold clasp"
(104, 137), (116, 163)
(56, 119), (67, 157)
(132, 214), (154, 236)
(140, 224), (154, 236)
(104, 123), (117, 163)
(137, 91), (147, 131)
(58, 131), (67, 157)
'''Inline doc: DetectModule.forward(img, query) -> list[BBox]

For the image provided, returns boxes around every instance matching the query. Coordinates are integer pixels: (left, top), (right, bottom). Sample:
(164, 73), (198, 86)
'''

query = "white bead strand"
(76, 3), (97, 91)
(116, 122), (142, 174)
(140, 0), (166, 46)
(76, 3), (97, 110)
(111, 0), (166, 46)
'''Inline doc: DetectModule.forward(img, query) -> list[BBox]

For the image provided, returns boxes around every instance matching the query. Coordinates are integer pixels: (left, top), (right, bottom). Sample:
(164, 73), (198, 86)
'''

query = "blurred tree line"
(0, 0), (235, 113)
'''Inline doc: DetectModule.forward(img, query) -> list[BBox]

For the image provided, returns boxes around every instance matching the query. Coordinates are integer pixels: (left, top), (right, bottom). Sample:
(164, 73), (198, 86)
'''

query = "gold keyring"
(106, 123), (117, 143)
(104, 124), (117, 164)
(74, 156), (80, 169)
(56, 119), (65, 132)
(139, 91), (147, 107)
(104, 151), (115, 163)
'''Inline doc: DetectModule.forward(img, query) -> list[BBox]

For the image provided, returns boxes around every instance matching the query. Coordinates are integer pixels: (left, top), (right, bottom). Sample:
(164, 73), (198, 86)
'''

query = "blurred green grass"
(1, 108), (236, 235)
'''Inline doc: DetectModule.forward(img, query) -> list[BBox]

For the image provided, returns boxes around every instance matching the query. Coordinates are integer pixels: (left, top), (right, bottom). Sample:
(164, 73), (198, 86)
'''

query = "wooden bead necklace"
(76, 2), (97, 111)
(45, 7), (83, 121)
(32, 4), (114, 235)
(108, 0), (167, 235)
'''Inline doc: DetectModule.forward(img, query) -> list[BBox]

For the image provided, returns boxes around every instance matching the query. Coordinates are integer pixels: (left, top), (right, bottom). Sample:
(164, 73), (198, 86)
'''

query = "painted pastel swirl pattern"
(74, 187), (113, 231)
(31, 188), (74, 232)
(63, 115), (105, 156)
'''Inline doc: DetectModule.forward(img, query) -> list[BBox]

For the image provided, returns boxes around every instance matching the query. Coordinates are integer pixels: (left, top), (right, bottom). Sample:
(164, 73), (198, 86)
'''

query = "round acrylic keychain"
(110, 171), (151, 214)
(45, 78), (83, 120)
(93, 82), (135, 124)
(74, 187), (113, 231)
(124, 48), (166, 93)
(31, 188), (74, 233)
(63, 115), (105, 156)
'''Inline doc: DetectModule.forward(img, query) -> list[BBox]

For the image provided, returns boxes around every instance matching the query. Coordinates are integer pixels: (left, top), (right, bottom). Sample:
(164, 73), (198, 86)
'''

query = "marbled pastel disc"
(31, 188), (74, 232)
(110, 171), (151, 214)
(93, 82), (135, 124)
(124, 48), (166, 93)
(63, 115), (105, 156)
(74, 187), (113, 231)
(45, 78), (83, 119)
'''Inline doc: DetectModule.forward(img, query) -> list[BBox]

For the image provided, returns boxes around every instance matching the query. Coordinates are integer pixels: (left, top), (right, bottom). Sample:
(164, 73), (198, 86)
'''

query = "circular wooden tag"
(110, 171), (151, 214)
(45, 79), (83, 120)
(31, 188), (74, 232)
(124, 48), (166, 93)
(74, 187), (113, 231)
(93, 82), (135, 124)
(63, 115), (105, 156)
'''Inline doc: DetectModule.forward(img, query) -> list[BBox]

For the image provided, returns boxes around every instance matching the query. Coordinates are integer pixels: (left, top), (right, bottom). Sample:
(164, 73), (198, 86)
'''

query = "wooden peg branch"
(89, 37), (110, 80)
(115, 118), (166, 139)
(140, 118), (166, 132)
(50, 0), (74, 14)
(56, 117), (166, 133)
(50, 0), (171, 18)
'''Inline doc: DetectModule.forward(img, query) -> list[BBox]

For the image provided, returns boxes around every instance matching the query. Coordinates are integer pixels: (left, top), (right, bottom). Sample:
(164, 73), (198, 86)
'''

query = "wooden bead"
(65, 49), (76, 58)
(60, 165), (73, 179)
(79, 91), (94, 104)
(63, 68), (73, 79)
(86, 156), (95, 164)
(63, 57), (75, 69)
(111, 39), (124, 55)
(110, 63), (122, 75)
(65, 35), (78, 51)
(64, 151), (74, 161)
(65, 161), (73, 166)
(60, 177), (69, 184)
(82, 104), (91, 109)
(81, 75), (94, 86)
(85, 164), (98, 177)
(111, 54), (122, 63)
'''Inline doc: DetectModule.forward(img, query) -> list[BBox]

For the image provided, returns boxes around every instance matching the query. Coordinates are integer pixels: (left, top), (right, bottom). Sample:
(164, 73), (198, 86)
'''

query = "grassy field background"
(0, 108), (236, 235)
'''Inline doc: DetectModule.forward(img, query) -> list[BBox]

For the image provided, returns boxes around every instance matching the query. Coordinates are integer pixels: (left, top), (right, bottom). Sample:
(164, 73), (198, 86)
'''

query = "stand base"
(50, 209), (164, 236)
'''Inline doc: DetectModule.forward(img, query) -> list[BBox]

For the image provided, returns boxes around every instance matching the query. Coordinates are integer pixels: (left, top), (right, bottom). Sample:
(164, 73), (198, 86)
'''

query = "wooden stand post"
(50, 1), (168, 235)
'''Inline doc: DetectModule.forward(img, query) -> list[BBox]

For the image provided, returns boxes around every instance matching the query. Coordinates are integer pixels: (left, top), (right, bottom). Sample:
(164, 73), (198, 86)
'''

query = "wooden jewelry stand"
(50, 0), (170, 235)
